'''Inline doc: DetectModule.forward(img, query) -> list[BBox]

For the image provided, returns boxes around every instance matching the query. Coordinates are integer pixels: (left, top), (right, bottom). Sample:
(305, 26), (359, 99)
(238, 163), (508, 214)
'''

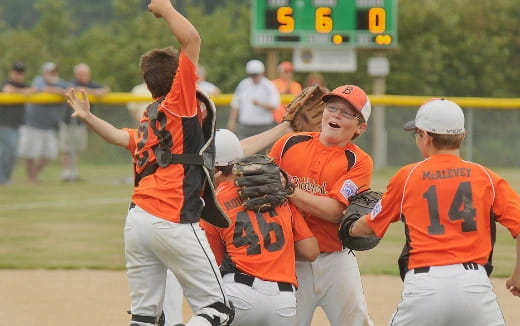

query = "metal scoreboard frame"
(251, 0), (398, 49)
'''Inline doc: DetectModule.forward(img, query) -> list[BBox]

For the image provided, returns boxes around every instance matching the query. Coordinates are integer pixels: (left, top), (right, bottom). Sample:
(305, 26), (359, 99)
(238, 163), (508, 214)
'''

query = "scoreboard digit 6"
(251, 0), (398, 48)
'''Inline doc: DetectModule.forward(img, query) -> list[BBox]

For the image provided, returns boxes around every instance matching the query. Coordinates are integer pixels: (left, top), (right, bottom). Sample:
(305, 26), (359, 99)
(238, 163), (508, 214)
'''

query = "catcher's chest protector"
(134, 91), (231, 228)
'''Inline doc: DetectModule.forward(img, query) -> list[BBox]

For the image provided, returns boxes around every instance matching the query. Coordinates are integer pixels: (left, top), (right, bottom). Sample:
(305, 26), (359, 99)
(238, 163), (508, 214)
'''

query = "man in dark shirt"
(18, 62), (69, 184)
(0, 62), (34, 184)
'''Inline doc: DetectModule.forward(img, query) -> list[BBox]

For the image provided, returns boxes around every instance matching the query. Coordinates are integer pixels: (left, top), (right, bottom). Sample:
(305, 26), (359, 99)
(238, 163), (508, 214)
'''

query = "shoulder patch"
(340, 179), (358, 200)
(370, 200), (382, 220)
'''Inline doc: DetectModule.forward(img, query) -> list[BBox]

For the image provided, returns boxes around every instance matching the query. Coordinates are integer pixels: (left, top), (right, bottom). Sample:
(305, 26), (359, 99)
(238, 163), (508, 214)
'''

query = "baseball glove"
(233, 154), (295, 212)
(283, 84), (328, 132)
(338, 190), (383, 251)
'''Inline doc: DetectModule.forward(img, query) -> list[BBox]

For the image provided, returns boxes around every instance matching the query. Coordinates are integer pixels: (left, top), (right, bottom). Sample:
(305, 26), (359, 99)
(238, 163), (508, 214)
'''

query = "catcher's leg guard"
(195, 301), (235, 326)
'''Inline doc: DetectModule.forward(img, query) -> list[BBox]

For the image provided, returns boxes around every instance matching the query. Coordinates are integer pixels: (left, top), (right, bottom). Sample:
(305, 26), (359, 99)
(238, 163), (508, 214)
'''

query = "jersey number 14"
(423, 181), (477, 235)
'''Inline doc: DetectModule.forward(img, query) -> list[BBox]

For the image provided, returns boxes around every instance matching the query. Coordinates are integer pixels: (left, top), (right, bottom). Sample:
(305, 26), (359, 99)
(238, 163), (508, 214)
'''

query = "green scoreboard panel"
(251, 0), (398, 48)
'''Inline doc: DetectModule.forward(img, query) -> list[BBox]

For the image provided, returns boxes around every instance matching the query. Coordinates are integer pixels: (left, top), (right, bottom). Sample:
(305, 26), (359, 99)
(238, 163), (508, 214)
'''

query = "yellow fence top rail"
(1, 93), (519, 109)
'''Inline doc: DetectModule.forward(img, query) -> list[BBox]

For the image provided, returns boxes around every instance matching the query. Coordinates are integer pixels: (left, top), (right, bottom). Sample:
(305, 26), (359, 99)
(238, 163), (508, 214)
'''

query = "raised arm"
(66, 88), (129, 147)
(148, 0), (201, 65)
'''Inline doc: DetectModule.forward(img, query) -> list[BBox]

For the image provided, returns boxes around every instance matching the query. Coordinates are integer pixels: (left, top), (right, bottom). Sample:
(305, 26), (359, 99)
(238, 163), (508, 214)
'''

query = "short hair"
(427, 132), (465, 150)
(139, 47), (180, 98)
(216, 165), (234, 177)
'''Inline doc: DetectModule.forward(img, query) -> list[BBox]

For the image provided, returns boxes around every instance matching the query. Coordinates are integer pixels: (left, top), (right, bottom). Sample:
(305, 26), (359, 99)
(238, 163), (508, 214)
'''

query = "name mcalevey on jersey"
(422, 168), (472, 180)
(291, 176), (327, 195)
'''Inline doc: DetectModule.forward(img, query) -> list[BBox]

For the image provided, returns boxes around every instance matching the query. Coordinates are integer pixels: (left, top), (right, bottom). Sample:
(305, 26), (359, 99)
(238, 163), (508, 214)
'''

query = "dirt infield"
(0, 270), (516, 326)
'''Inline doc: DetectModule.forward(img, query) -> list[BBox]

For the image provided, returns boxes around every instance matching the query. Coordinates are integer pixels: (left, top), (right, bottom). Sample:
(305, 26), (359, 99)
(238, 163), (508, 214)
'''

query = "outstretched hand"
(66, 88), (91, 120)
(148, 0), (174, 18)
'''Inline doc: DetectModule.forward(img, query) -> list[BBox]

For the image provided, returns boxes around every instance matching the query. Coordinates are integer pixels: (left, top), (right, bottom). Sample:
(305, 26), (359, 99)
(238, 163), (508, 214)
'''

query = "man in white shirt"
(226, 59), (280, 139)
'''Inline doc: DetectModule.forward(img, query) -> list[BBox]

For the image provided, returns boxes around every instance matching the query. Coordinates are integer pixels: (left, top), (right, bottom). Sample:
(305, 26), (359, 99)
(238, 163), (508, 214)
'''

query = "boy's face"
(320, 98), (367, 147)
(414, 129), (431, 158)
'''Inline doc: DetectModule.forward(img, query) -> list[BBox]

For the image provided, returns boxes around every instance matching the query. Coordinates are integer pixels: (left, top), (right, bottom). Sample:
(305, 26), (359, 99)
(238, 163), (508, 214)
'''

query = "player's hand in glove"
(233, 154), (295, 212)
(283, 84), (328, 132)
(338, 190), (383, 251)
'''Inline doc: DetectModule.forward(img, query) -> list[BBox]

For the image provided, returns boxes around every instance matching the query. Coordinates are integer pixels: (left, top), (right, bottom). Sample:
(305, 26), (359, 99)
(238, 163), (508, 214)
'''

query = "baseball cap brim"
(403, 120), (416, 131)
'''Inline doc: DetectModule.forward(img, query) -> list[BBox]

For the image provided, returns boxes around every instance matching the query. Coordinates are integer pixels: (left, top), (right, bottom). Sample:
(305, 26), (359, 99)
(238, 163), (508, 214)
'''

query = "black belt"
(129, 201), (136, 211)
(414, 262), (479, 274)
(234, 272), (294, 292)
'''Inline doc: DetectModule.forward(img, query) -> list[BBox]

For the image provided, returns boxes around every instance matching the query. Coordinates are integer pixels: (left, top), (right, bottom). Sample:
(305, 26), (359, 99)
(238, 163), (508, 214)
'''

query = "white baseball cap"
(245, 59), (265, 74)
(215, 129), (243, 166)
(41, 62), (57, 73)
(403, 98), (465, 135)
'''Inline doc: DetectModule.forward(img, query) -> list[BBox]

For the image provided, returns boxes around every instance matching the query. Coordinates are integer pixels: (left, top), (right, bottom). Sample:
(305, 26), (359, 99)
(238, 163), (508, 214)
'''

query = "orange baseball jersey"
(203, 180), (314, 286)
(124, 52), (205, 223)
(272, 79), (302, 124)
(366, 154), (520, 278)
(269, 132), (373, 252)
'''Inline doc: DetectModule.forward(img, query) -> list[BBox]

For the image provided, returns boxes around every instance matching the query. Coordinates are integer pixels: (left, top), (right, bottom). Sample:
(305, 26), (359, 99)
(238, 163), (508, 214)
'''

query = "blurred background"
(0, 0), (519, 167)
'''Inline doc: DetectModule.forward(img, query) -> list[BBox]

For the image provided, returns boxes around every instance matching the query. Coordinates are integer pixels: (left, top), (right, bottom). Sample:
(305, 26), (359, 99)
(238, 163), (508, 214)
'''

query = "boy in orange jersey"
(268, 85), (375, 326)
(349, 99), (520, 325)
(65, 1), (234, 325)
(203, 129), (319, 326)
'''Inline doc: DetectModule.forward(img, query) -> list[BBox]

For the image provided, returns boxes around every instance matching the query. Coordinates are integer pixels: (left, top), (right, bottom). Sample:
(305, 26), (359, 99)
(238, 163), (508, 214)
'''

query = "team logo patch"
(340, 180), (358, 200)
(370, 200), (383, 220)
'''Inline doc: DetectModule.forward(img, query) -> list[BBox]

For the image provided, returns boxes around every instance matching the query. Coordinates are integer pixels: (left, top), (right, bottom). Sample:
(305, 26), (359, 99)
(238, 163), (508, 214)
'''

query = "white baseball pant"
(388, 263), (505, 326)
(125, 206), (231, 326)
(295, 250), (373, 326)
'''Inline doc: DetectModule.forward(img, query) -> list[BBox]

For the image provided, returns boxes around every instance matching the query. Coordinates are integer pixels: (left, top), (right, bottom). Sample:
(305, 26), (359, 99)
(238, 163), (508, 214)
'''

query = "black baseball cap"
(12, 62), (26, 72)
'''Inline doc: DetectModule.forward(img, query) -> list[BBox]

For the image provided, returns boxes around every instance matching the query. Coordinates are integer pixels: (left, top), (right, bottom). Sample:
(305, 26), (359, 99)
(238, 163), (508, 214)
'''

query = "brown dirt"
(0, 270), (516, 325)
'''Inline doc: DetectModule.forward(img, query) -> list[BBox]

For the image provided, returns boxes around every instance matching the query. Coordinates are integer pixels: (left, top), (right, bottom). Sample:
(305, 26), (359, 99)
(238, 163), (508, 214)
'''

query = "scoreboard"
(251, 0), (398, 48)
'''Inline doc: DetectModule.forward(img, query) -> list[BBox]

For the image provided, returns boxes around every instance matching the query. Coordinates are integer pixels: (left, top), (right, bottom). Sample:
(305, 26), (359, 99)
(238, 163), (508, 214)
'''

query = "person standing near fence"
(196, 65), (220, 96)
(127, 82), (152, 124)
(349, 98), (520, 325)
(0, 62), (34, 185)
(60, 63), (110, 182)
(18, 62), (69, 184)
(271, 61), (302, 124)
(226, 59), (280, 139)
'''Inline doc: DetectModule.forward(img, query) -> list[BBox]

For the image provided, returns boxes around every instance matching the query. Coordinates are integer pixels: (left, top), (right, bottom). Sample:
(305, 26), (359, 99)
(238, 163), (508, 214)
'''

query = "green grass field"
(0, 162), (518, 277)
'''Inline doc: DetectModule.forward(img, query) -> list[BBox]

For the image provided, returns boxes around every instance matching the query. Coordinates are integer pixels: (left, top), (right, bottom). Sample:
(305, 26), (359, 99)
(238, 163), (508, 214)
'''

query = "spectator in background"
(60, 63), (110, 182)
(18, 62), (69, 184)
(126, 82), (152, 124)
(227, 59), (280, 139)
(196, 64), (220, 96)
(304, 71), (329, 91)
(271, 61), (302, 124)
(0, 62), (35, 185)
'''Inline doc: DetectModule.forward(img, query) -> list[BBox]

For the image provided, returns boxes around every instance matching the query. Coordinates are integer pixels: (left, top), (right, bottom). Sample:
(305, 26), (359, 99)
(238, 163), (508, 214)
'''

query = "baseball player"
(202, 129), (319, 326)
(66, 1), (234, 325)
(349, 99), (520, 325)
(268, 85), (375, 326)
